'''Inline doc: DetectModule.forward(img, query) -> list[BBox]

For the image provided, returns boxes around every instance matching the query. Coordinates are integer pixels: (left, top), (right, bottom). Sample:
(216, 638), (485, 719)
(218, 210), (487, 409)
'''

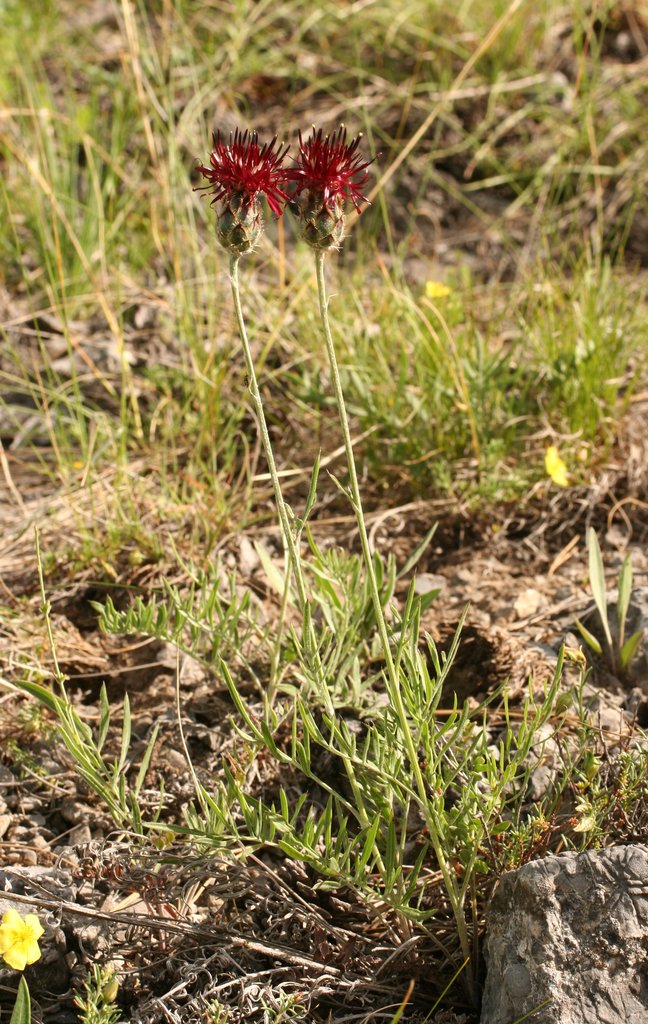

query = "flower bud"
(298, 191), (345, 250)
(216, 192), (262, 254)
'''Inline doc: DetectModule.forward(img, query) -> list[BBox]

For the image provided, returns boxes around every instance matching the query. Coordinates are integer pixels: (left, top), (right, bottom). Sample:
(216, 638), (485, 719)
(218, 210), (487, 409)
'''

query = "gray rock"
(413, 573), (445, 596)
(481, 845), (648, 1024)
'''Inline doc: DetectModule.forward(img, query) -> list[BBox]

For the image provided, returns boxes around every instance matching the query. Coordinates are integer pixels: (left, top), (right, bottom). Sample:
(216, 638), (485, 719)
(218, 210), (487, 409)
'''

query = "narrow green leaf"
(97, 683), (110, 752)
(302, 451), (321, 523)
(397, 522), (438, 579)
(279, 788), (290, 821)
(617, 553), (632, 641)
(327, 470), (353, 505)
(14, 678), (60, 713)
(10, 976), (31, 1024)
(574, 617), (603, 655)
(491, 820), (511, 836)
(129, 792), (143, 834)
(382, 820), (397, 891)
(278, 838), (307, 859)
(402, 843), (428, 902)
(620, 630), (644, 671)
(357, 816), (381, 873)
(587, 528), (612, 649)
(135, 723), (159, 795)
(117, 693), (131, 773)
(417, 589), (440, 615)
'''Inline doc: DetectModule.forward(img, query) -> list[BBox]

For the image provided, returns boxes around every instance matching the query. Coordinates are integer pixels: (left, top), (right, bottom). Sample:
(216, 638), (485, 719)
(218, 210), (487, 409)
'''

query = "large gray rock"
(481, 845), (648, 1024)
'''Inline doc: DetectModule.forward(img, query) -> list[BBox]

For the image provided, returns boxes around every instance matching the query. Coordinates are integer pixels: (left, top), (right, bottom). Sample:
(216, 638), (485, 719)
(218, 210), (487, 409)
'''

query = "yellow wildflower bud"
(545, 445), (568, 487)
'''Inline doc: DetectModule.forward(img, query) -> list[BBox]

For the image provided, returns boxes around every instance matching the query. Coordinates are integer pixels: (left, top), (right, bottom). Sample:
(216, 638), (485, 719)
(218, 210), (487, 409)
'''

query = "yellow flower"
(0, 909), (44, 971)
(425, 280), (451, 300)
(545, 445), (568, 487)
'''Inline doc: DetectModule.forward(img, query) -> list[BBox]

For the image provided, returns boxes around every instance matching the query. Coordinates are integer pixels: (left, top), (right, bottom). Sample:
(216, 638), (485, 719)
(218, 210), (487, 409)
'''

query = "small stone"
(59, 798), (88, 824)
(527, 762), (556, 802)
(16, 794), (42, 812)
(514, 588), (543, 619)
(238, 536), (259, 574)
(413, 573), (445, 596)
(0, 766), (17, 787)
(66, 823), (92, 846)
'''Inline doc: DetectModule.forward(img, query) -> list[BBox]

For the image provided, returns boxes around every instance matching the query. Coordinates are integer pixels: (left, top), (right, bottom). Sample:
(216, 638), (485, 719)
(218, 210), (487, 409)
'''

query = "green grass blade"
(302, 451), (321, 524)
(357, 815), (381, 873)
(617, 553), (632, 643)
(117, 693), (132, 774)
(134, 724), (160, 795)
(397, 522), (438, 579)
(574, 617), (603, 656)
(620, 630), (644, 672)
(10, 976), (31, 1024)
(97, 683), (110, 753)
(587, 528), (612, 649)
(14, 678), (61, 714)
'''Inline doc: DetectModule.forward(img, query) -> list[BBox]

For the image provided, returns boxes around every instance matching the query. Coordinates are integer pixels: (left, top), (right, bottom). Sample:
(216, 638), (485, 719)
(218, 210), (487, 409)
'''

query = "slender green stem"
(314, 251), (398, 686)
(35, 527), (66, 688)
(229, 255), (312, 637)
(314, 250), (471, 973)
(267, 555), (291, 706)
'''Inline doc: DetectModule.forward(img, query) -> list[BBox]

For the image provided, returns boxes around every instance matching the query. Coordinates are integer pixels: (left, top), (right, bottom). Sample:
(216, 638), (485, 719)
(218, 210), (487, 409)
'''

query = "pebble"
(413, 573), (445, 596)
(514, 588), (543, 619)
(66, 823), (92, 846)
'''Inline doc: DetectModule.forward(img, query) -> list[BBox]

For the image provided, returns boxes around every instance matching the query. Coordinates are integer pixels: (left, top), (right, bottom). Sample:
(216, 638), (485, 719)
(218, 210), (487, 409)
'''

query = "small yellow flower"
(545, 445), (568, 487)
(425, 280), (451, 300)
(0, 909), (44, 971)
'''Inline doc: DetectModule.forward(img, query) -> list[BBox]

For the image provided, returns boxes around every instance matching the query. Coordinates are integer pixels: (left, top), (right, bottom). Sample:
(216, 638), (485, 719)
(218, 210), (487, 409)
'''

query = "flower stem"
(314, 250), (472, 977)
(229, 254), (310, 618)
(313, 251), (399, 687)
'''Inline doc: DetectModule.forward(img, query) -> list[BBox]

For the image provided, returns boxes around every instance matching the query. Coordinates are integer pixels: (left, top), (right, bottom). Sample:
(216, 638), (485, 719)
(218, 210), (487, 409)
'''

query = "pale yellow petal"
(23, 915), (44, 942)
(0, 909), (23, 952)
(20, 937), (42, 966)
(1, 944), (29, 971)
(545, 445), (568, 487)
(0, 908), (23, 932)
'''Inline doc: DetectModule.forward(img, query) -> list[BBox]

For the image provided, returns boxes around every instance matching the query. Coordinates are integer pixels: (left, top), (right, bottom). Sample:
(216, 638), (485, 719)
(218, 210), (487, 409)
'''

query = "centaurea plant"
(197, 123), (478, 994)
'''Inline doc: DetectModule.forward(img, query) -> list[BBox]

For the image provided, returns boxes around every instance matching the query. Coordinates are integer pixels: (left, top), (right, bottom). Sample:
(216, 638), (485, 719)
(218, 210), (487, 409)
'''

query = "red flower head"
(290, 126), (373, 249)
(196, 129), (291, 253)
(292, 125), (372, 211)
(197, 129), (290, 216)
